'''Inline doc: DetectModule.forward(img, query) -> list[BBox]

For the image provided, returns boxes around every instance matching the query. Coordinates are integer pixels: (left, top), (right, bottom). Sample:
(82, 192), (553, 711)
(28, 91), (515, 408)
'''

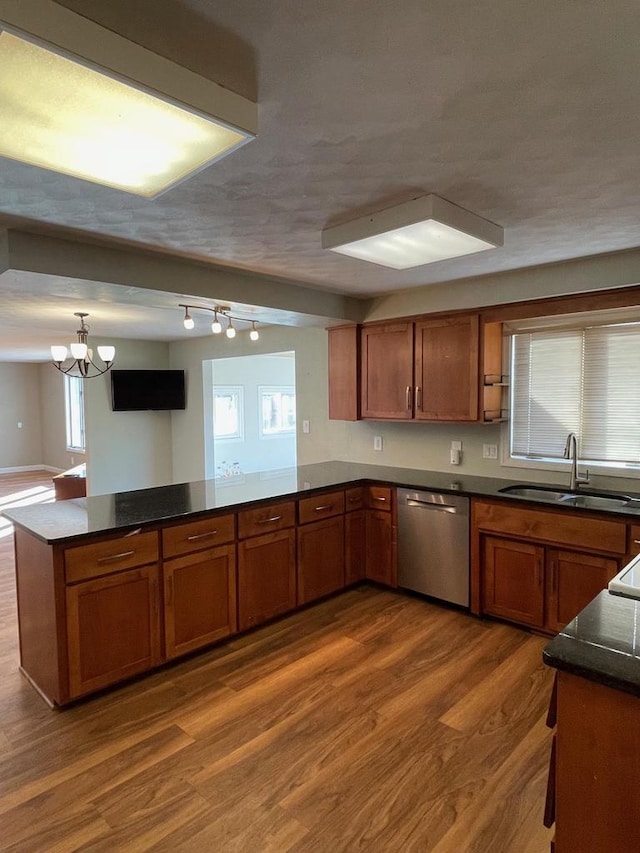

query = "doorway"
(203, 352), (296, 480)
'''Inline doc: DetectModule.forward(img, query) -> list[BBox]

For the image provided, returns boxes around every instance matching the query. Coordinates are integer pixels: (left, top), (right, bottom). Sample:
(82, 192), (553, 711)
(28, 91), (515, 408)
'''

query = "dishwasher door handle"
(405, 499), (459, 513)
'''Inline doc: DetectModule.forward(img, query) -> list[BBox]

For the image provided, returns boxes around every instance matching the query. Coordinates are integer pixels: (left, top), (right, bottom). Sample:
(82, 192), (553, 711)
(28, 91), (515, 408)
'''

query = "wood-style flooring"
(0, 471), (555, 852)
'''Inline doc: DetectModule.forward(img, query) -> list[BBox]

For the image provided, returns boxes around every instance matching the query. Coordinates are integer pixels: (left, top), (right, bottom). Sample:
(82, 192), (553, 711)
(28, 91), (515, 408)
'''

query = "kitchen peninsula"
(6, 461), (640, 708)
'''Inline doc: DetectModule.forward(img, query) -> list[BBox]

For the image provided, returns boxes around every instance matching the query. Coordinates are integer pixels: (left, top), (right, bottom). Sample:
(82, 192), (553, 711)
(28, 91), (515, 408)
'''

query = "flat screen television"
(110, 370), (186, 411)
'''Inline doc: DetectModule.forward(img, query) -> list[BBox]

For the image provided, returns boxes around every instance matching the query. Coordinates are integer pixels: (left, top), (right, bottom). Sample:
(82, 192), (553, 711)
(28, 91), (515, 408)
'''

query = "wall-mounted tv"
(110, 370), (186, 411)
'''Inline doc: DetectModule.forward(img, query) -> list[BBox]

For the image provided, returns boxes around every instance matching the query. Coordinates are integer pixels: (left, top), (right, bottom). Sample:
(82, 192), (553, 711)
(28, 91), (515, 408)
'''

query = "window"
(64, 375), (85, 451)
(510, 323), (640, 468)
(259, 386), (296, 436)
(213, 386), (244, 440)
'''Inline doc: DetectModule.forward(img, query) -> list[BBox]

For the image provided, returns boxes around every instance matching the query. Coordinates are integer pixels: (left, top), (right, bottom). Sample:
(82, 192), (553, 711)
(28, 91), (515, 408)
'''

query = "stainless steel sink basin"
(498, 486), (571, 502)
(558, 493), (631, 509)
(498, 484), (636, 510)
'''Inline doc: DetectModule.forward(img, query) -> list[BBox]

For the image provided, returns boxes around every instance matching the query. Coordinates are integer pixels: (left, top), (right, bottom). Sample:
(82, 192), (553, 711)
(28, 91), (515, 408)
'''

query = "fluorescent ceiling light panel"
(0, 0), (257, 197)
(322, 195), (504, 269)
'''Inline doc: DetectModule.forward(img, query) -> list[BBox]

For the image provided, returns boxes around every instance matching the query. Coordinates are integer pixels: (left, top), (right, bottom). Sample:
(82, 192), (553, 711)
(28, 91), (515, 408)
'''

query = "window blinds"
(511, 324), (640, 465)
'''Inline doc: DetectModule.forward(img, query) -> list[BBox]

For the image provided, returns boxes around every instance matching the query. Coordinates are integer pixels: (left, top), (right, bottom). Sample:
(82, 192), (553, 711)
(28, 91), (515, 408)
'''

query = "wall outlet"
(373, 435), (383, 451)
(450, 448), (461, 465)
(302, 419), (310, 434)
(451, 440), (462, 452)
(483, 443), (498, 459)
(17, 421), (23, 429)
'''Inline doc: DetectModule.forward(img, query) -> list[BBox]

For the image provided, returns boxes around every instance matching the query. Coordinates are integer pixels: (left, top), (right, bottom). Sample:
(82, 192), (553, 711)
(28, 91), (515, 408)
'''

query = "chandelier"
(51, 313), (116, 378)
(179, 303), (260, 341)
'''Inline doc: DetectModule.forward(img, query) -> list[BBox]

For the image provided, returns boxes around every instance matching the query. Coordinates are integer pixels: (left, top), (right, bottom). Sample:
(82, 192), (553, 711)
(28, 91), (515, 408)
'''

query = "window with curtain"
(64, 375), (85, 452)
(510, 323), (640, 467)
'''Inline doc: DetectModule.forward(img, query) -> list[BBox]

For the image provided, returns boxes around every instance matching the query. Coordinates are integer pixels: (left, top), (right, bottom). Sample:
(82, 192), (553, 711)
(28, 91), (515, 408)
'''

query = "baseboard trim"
(0, 465), (63, 474)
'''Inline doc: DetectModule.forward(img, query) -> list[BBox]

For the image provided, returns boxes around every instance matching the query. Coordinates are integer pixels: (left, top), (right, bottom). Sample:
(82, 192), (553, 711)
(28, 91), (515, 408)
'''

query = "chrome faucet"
(564, 432), (589, 491)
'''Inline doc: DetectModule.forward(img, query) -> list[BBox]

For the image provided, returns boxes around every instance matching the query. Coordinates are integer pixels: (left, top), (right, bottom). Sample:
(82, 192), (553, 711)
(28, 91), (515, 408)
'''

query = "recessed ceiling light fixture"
(0, 0), (257, 197)
(321, 194), (503, 270)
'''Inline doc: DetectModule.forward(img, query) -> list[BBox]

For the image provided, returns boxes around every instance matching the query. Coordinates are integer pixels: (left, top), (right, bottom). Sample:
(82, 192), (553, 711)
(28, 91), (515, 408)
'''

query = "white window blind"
(511, 324), (640, 465)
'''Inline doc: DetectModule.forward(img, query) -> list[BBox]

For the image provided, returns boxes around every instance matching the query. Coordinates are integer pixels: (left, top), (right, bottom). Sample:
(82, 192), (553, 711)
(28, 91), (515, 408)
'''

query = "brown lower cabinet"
(366, 509), (394, 585)
(15, 484), (398, 705)
(66, 564), (162, 699)
(164, 544), (237, 659)
(473, 500), (625, 633)
(345, 509), (366, 584)
(237, 529), (296, 630)
(297, 515), (345, 605)
(553, 671), (640, 853)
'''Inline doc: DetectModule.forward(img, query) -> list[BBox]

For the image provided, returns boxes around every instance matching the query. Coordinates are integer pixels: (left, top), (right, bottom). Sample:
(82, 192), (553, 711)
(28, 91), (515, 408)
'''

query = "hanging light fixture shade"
(51, 313), (116, 378)
(321, 194), (504, 270)
(0, 1), (257, 198)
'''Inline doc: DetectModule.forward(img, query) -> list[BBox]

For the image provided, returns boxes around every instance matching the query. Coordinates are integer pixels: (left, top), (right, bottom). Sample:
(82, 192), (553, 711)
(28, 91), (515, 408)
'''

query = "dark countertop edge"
(6, 462), (640, 546)
(5, 476), (372, 546)
(542, 643), (640, 699)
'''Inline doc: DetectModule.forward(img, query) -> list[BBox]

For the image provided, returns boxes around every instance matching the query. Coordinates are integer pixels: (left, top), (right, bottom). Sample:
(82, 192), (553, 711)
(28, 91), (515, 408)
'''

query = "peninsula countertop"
(544, 590), (640, 698)
(4, 460), (640, 546)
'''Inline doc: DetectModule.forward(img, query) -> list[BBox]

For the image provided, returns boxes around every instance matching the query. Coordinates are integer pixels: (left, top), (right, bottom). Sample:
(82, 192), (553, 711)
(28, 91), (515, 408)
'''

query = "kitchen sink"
(499, 484), (637, 510)
(498, 485), (573, 502)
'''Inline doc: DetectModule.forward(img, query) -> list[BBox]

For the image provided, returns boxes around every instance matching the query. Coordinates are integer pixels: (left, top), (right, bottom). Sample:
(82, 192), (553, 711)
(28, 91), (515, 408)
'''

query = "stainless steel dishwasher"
(397, 489), (470, 607)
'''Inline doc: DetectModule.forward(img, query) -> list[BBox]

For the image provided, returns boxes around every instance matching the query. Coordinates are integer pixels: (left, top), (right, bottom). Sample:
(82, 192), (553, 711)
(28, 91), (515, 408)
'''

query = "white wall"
(0, 363), (44, 470)
(207, 353), (296, 477)
(84, 338), (174, 495)
(170, 326), (343, 483)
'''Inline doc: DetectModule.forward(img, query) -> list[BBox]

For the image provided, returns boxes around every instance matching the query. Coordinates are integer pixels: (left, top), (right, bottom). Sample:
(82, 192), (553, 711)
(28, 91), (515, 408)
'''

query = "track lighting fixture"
(178, 303), (260, 342)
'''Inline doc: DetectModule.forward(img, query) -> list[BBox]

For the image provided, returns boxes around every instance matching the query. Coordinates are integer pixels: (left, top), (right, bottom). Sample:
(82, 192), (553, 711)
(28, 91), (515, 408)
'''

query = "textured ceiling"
(1, 0), (640, 356)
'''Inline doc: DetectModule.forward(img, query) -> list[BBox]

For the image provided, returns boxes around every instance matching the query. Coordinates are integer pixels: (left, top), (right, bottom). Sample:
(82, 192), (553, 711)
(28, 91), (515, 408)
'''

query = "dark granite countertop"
(4, 460), (640, 545)
(544, 591), (640, 697)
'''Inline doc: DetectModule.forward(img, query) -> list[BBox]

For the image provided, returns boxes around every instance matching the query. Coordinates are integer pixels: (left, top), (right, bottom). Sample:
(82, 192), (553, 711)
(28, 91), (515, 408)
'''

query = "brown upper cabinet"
(359, 314), (480, 421)
(328, 325), (360, 421)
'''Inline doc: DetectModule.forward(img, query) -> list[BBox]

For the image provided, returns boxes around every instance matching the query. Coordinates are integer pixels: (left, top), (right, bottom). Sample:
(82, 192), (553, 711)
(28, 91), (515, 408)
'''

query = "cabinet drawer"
(65, 531), (159, 584)
(238, 501), (296, 539)
(162, 513), (235, 558)
(473, 500), (626, 555)
(629, 524), (640, 556)
(367, 485), (392, 512)
(298, 490), (345, 525)
(345, 486), (365, 511)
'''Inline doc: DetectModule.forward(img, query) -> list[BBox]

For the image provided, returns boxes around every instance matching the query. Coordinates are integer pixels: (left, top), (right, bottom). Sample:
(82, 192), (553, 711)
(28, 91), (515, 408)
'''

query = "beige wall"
(0, 363), (44, 470)
(84, 338), (174, 495)
(38, 364), (79, 471)
(170, 326), (344, 483)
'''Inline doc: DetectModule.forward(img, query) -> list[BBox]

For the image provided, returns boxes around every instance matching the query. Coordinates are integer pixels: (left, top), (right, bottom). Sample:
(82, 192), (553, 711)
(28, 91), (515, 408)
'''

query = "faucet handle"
(578, 468), (590, 485)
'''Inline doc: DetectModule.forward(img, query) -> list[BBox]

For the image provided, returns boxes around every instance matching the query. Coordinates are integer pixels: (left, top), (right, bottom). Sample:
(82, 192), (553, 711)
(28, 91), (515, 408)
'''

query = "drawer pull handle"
(348, 496), (360, 503)
(257, 515), (282, 524)
(187, 531), (217, 541)
(314, 504), (333, 512)
(125, 527), (142, 537)
(97, 550), (135, 564)
(634, 539), (640, 545)
(374, 496), (388, 502)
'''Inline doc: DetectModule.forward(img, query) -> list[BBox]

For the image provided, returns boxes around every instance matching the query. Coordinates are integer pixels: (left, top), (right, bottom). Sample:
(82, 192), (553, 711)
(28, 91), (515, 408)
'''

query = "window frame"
(502, 321), (640, 478)
(258, 385), (296, 438)
(64, 374), (85, 453)
(212, 385), (244, 442)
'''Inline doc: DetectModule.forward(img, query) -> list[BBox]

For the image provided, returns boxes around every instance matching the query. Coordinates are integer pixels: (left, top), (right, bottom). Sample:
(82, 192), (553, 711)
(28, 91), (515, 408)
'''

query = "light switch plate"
(483, 443), (498, 459)
(374, 435), (383, 451)
(302, 420), (310, 434)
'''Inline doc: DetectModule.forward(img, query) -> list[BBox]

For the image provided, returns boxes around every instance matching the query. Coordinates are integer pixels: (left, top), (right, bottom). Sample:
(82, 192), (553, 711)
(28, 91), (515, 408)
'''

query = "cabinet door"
(414, 315), (479, 421)
(546, 548), (619, 634)
(345, 509), (366, 585)
(361, 322), (414, 419)
(328, 325), (360, 421)
(365, 509), (395, 586)
(297, 516), (345, 605)
(237, 529), (296, 631)
(66, 565), (161, 699)
(482, 536), (544, 628)
(164, 544), (237, 659)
